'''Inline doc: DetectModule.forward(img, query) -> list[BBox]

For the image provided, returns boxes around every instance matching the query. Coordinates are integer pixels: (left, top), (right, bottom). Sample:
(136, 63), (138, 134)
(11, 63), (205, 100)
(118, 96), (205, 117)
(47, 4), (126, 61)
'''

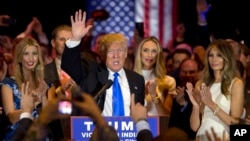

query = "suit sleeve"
(61, 44), (87, 85)
(137, 129), (154, 141)
(11, 118), (33, 141)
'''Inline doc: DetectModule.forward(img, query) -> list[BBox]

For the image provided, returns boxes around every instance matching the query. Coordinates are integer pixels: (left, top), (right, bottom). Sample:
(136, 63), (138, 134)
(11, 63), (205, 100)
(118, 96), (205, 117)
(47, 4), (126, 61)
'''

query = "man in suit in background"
(44, 24), (76, 140)
(44, 24), (75, 90)
(61, 9), (145, 116)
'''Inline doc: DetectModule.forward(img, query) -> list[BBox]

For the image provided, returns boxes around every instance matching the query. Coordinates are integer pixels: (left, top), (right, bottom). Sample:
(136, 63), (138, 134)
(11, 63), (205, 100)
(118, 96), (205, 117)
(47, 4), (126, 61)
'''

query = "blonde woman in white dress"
(134, 36), (176, 116)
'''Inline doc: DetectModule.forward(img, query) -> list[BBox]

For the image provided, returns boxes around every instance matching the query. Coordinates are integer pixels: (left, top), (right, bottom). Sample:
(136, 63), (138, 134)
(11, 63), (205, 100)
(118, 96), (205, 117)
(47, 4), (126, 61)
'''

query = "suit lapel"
(96, 67), (109, 85)
(124, 69), (133, 94)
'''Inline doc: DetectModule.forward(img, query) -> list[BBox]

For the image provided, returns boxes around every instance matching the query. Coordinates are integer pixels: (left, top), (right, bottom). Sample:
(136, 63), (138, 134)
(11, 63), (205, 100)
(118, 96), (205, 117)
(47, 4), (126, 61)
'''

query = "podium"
(70, 116), (169, 140)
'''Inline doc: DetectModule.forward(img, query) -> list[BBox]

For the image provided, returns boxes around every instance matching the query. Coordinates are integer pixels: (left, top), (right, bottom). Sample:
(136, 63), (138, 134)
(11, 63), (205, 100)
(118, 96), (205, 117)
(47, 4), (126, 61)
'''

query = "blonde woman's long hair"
(202, 39), (238, 97)
(14, 38), (44, 89)
(134, 36), (170, 92)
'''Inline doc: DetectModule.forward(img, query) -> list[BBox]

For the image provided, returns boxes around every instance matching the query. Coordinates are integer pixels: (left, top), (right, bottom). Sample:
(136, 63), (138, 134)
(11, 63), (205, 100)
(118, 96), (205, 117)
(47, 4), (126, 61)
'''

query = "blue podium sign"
(71, 116), (161, 141)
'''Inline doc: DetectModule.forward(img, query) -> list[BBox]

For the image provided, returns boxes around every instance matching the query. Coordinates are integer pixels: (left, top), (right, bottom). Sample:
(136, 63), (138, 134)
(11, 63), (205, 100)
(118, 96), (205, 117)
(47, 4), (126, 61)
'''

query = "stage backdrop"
(86, 0), (177, 47)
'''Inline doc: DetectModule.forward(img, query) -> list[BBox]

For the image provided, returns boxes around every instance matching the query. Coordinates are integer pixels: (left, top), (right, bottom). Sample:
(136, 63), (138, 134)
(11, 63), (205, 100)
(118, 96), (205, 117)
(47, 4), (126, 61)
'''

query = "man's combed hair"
(99, 33), (128, 58)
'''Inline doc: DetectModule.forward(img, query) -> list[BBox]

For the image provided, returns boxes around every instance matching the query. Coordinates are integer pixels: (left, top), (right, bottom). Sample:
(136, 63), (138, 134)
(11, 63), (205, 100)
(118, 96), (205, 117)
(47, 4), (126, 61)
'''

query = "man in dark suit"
(44, 24), (76, 140)
(44, 24), (74, 89)
(61, 9), (145, 116)
(169, 59), (199, 140)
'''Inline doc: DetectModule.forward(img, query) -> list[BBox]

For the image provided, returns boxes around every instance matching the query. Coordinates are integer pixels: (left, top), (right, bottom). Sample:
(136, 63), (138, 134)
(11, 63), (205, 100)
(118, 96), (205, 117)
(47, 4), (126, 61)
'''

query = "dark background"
(1, 0), (250, 47)
(0, 0), (87, 39)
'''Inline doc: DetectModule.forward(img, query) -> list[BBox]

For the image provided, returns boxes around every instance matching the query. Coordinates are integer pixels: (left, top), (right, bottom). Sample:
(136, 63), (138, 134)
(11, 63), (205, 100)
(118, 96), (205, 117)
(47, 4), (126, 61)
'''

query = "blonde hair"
(51, 24), (71, 39)
(14, 38), (44, 88)
(134, 36), (170, 91)
(202, 39), (238, 96)
(99, 33), (128, 59)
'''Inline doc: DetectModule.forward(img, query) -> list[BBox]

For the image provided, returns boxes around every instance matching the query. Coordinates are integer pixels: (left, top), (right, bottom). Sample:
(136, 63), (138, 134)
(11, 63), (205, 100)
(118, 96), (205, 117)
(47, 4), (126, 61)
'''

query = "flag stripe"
(144, 0), (150, 37)
(163, 0), (173, 47)
(172, 0), (178, 40)
(159, 0), (164, 45)
(88, 0), (177, 47)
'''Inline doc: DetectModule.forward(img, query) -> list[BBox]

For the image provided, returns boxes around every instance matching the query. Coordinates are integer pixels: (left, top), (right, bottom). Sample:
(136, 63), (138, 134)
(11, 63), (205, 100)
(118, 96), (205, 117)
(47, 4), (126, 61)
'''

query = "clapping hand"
(199, 83), (213, 106)
(146, 79), (158, 101)
(186, 82), (201, 108)
(176, 86), (186, 105)
(21, 82), (35, 113)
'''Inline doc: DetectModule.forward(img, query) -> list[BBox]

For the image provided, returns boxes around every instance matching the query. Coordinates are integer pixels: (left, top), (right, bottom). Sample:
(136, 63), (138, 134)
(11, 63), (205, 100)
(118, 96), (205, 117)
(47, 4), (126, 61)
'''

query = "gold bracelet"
(213, 104), (220, 115)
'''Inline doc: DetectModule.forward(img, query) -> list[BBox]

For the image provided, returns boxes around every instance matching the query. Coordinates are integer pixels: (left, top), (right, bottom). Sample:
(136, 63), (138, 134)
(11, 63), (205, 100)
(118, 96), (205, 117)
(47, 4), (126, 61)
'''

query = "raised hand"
(0, 106), (3, 115)
(32, 17), (43, 35)
(196, 0), (211, 15)
(0, 15), (11, 26)
(70, 9), (93, 41)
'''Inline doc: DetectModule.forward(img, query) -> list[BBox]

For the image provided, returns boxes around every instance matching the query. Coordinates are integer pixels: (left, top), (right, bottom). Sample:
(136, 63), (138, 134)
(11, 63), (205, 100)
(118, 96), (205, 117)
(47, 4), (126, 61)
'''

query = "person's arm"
(130, 94), (154, 141)
(22, 94), (70, 141)
(32, 17), (49, 45)
(175, 86), (188, 112)
(0, 15), (11, 26)
(196, 0), (211, 48)
(61, 9), (92, 84)
(73, 89), (120, 141)
(163, 76), (177, 115)
(204, 78), (244, 125)
(186, 81), (201, 131)
(72, 92), (108, 128)
(146, 80), (168, 116)
(1, 84), (22, 124)
(11, 82), (35, 141)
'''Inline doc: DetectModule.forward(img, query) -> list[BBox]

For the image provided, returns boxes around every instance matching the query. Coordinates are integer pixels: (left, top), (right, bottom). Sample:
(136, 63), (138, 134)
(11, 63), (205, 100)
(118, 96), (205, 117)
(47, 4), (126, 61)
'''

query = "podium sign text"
(71, 116), (162, 141)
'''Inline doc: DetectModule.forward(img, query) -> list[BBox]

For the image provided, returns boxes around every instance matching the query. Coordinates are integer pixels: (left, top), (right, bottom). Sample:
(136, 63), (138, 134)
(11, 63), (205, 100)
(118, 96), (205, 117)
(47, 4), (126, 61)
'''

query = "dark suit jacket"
(44, 60), (61, 87)
(137, 129), (154, 141)
(44, 60), (66, 140)
(11, 118), (33, 141)
(61, 44), (145, 112)
(169, 98), (196, 139)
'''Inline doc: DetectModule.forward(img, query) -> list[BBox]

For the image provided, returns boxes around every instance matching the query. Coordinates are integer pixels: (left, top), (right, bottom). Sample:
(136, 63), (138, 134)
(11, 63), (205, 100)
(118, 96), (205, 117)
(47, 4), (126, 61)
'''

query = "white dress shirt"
(102, 68), (131, 116)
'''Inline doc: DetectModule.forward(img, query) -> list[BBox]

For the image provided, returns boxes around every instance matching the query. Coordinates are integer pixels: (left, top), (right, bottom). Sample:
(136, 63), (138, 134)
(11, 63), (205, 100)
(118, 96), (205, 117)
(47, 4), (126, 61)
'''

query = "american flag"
(87, 0), (177, 47)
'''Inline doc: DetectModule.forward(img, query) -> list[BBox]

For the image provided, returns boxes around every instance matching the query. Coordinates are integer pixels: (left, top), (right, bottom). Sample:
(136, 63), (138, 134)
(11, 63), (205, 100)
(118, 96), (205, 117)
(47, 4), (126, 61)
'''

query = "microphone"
(94, 80), (113, 100)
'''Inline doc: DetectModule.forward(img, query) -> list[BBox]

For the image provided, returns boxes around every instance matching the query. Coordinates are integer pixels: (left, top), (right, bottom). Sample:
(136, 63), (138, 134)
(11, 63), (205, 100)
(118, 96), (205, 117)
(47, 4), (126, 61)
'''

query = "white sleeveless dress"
(196, 79), (236, 141)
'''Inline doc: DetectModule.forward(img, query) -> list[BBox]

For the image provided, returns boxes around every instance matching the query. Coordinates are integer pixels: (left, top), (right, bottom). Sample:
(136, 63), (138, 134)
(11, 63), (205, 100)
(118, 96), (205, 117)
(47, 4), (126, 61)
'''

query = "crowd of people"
(0, 0), (250, 141)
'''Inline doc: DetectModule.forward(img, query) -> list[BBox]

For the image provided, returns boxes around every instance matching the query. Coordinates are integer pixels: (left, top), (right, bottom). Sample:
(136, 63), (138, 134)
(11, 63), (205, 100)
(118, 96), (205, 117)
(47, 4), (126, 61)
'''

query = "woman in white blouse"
(134, 36), (177, 116)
